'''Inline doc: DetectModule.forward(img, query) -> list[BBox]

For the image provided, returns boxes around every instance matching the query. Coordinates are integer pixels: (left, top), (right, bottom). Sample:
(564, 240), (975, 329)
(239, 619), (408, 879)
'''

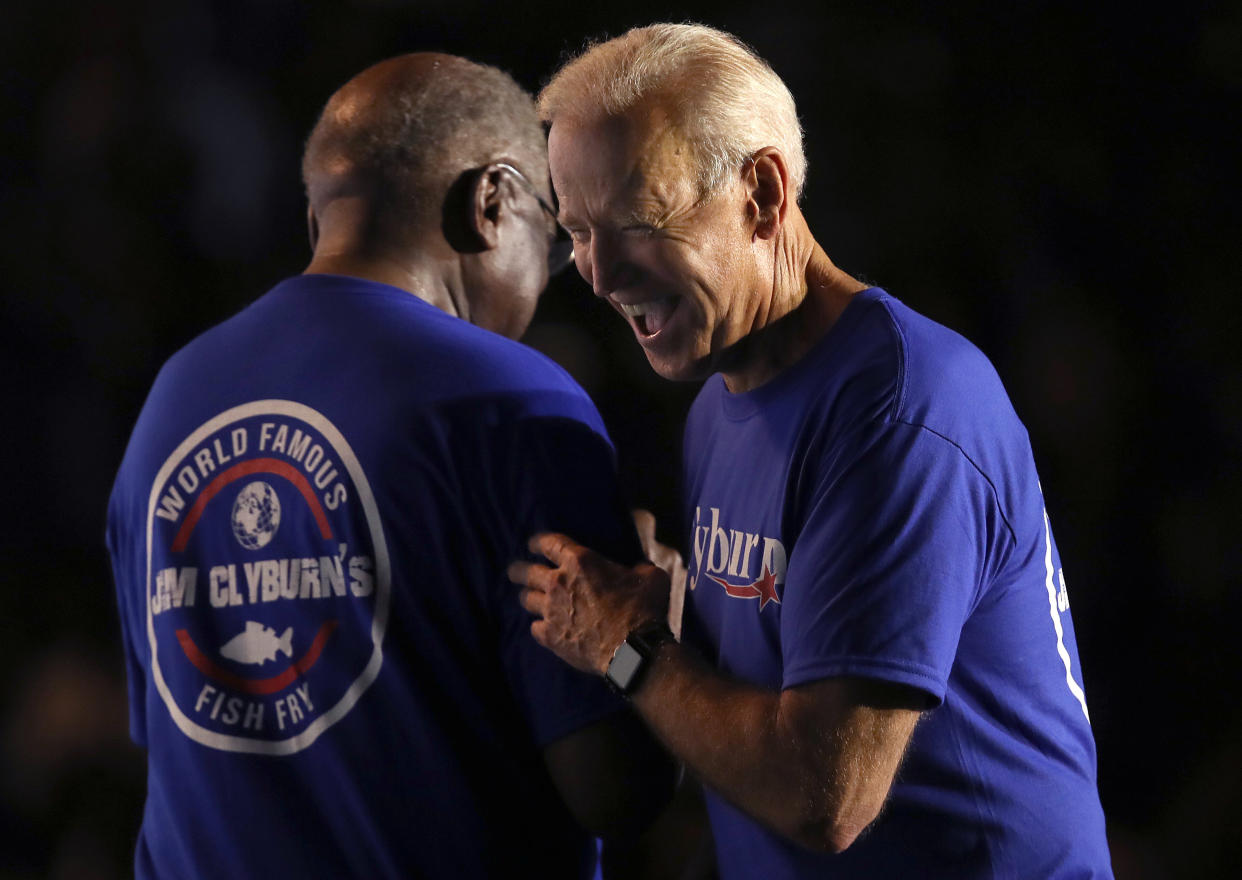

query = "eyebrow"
(559, 203), (661, 231)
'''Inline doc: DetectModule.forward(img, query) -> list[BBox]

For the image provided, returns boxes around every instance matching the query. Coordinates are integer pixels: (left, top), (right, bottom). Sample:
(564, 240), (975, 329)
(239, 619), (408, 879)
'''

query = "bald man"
(106, 53), (673, 879)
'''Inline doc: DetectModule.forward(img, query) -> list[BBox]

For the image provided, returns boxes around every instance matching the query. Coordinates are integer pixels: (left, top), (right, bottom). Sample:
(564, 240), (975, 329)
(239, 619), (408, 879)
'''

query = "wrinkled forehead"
(547, 105), (699, 216)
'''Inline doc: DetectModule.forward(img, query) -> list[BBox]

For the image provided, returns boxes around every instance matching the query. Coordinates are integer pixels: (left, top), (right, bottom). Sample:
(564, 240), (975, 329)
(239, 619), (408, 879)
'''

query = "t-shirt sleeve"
(780, 419), (1009, 705)
(493, 404), (644, 747)
(106, 488), (149, 747)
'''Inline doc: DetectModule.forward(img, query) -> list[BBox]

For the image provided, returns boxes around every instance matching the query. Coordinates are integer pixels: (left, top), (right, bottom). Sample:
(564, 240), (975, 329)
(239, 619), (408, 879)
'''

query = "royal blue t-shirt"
(683, 288), (1112, 878)
(107, 274), (641, 879)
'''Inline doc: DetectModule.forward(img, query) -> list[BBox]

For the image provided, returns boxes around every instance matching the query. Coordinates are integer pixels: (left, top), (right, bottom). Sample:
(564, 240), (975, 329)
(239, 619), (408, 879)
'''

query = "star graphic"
(752, 564), (781, 610)
(706, 564), (781, 610)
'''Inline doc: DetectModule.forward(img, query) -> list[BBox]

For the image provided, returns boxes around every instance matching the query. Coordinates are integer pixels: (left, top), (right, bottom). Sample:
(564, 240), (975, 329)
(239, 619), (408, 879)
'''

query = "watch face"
(607, 642), (644, 692)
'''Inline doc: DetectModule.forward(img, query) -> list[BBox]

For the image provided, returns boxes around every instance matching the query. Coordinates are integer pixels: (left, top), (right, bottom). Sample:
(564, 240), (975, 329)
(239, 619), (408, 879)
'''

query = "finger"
(530, 618), (550, 648)
(528, 532), (580, 565)
(518, 587), (548, 617)
(507, 559), (555, 588)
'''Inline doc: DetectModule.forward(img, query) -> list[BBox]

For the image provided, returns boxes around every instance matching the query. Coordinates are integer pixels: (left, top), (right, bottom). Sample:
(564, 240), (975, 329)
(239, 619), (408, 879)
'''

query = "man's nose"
(583, 233), (632, 298)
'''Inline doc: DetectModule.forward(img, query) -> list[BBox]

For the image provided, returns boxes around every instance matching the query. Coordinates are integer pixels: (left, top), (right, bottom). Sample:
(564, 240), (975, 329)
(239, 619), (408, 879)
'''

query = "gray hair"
(303, 54), (546, 226)
(538, 23), (805, 198)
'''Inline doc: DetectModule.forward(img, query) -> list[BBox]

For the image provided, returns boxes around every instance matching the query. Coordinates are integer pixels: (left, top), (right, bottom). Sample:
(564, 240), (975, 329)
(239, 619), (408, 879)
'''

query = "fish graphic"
(219, 621), (294, 666)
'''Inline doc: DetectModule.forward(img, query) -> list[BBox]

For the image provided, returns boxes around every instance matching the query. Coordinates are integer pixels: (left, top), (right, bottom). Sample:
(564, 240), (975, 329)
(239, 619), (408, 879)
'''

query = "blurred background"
(2, 0), (1239, 876)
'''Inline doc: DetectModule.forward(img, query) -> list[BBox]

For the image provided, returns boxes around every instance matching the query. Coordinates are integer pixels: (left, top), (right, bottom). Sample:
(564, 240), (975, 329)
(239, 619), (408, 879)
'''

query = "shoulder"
(819, 290), (1000, 418)
(436, 323), (608, 433)
(117, 275), (612, 495)
(450, 323), (589, 400)
(325, 278), (599, 414)
(787, 291), (1030, 490)
(871, 294), (1022, 445)
(788, 289), (1017, 438)
(190, 274), (603, 423)
(842, 293), (1037, 538)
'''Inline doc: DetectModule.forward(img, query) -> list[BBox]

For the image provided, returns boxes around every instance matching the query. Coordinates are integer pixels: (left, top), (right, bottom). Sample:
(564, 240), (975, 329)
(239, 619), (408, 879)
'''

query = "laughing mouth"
(617, 296), (680, 337)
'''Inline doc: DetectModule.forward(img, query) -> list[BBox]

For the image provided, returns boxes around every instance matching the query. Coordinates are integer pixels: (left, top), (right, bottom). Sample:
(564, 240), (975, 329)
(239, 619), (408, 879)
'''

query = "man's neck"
(720, 227), (867, 395)
(303, 250), (467, 321)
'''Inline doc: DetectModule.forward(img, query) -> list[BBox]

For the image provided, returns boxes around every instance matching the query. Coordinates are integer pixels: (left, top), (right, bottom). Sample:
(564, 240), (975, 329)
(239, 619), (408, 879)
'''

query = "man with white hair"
(510, 23), (1113, 877)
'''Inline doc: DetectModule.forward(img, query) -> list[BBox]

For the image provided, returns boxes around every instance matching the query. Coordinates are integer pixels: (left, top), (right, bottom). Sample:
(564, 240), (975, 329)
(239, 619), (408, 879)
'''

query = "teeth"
(618, 298), (674, 317)
(617, 296), (678, 337)
(619, 302), (655, 317)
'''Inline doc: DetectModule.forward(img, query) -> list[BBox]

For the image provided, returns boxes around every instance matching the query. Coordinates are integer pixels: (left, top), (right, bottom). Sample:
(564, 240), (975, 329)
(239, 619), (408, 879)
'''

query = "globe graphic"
(231, 481), (281, 550)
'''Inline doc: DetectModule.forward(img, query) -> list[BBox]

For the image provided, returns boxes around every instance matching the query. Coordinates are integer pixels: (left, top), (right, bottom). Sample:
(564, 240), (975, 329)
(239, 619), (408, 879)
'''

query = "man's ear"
(745, 148), (789, 241)
(307, 203), (319, 253)
(467, 165), (509, 250)
(442, 166), (507, 254)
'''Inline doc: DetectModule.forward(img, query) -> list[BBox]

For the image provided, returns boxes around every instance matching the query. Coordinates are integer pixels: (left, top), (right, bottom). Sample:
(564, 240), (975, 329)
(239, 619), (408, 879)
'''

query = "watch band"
(605, 620), (675, 696)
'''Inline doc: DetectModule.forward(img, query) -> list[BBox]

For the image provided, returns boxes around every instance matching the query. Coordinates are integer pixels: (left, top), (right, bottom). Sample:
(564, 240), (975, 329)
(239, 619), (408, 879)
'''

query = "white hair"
(538, 23), (806, 198)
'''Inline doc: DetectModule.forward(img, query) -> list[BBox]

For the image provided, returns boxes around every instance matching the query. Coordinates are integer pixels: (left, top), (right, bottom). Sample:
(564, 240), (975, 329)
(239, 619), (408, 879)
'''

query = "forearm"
(511, 532), (920, 852)
(629, 642), (858, 852)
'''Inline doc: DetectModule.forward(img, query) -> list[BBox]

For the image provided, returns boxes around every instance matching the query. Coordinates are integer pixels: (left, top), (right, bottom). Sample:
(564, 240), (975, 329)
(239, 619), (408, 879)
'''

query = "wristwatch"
(605, 620), (675, 696)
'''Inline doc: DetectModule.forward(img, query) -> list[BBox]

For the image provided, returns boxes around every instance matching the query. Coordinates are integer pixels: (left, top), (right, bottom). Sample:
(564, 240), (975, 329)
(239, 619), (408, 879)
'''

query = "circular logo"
(144, 400), (390, 755)
(231, 481), (281, 549)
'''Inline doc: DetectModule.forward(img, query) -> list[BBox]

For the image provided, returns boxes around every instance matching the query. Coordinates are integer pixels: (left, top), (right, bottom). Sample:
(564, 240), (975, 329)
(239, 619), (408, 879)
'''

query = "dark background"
(2, 1), (1240, 877)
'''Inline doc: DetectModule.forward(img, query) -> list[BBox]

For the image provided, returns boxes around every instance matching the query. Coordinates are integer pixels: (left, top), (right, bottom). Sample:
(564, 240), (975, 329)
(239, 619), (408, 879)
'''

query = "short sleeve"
(494, 410), (644, 747)
(779, 420), (1009, 705)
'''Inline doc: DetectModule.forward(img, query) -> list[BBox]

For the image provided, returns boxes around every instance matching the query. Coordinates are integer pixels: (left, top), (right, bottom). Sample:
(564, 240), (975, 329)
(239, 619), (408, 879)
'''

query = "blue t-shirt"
(683, 288), (1112, 878)
(107, 274), (641, 879)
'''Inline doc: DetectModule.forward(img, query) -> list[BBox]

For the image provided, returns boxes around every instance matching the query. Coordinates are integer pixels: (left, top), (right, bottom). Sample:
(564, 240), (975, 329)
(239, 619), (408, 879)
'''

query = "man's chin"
(642, 348), (712, 383)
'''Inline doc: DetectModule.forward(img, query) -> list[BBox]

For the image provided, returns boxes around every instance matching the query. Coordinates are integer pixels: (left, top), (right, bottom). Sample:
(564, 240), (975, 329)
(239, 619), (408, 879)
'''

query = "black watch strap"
(605, 620), (675, 696)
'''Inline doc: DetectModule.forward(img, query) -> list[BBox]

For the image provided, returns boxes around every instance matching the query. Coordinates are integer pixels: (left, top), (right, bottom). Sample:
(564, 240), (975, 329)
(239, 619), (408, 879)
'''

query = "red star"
(753, 564), (781, 610)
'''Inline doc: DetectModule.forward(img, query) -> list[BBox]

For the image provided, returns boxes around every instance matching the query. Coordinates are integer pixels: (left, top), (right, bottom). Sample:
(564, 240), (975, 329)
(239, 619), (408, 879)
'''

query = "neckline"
(717, 287), (886, 421)
(278, 273), (422, 299)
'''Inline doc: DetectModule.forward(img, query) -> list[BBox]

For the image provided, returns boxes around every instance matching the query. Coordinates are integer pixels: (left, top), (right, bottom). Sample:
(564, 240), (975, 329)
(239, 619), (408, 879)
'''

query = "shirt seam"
(892, 419), (1019, 547)
(782, 656), (946, 699)
(874, 297), (1017, 546)
(947, 699), (1007, 875)
(715, 288), (892, 423)
(880, 295), (910, 422)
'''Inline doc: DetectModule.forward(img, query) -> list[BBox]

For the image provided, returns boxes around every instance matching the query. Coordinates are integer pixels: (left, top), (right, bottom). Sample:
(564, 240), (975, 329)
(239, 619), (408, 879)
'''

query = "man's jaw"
(615, 295), (681, 338)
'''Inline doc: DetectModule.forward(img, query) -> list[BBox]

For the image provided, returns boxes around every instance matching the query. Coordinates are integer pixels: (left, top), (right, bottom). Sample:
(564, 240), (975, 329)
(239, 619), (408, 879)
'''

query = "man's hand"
(509, 538), (923, 855)
(509, 533), (669, 676)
